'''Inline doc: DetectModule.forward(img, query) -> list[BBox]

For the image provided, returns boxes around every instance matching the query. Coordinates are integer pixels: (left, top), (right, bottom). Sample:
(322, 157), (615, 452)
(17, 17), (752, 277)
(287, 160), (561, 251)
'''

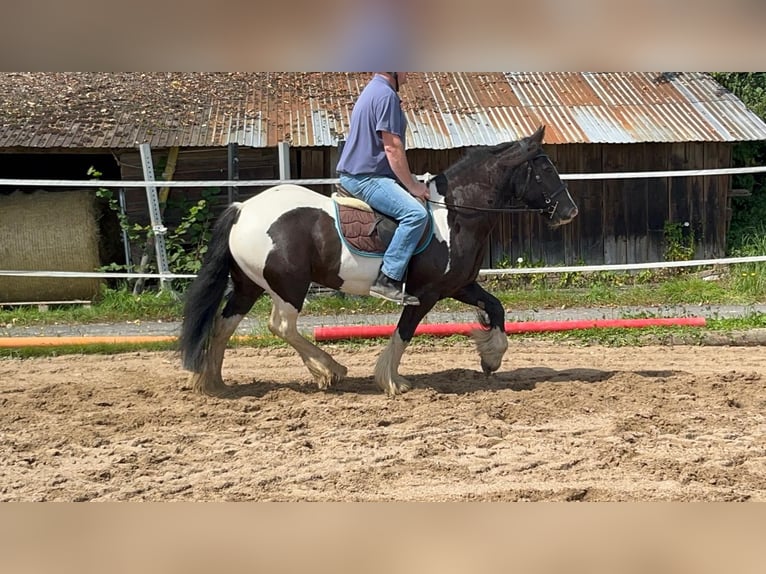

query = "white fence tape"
(1, 165), (764, 282)
(479, 256), (766, 276)
(1, 164), (766, 189)
(2, 255), (765, 281)
(0, 270), (197, 279)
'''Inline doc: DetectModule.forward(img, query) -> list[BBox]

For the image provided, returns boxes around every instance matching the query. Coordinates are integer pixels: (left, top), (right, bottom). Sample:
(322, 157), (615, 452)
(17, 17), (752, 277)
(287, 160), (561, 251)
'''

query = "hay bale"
(0, 190), (102, 303)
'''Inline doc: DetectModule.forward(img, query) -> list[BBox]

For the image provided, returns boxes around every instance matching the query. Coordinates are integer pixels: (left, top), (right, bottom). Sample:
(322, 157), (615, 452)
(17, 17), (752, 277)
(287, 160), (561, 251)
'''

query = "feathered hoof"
(189, 372), (232, 397)
(376, 375), (412, 397)
(310, 362), (348, 390)
(481, 359), (499, 376)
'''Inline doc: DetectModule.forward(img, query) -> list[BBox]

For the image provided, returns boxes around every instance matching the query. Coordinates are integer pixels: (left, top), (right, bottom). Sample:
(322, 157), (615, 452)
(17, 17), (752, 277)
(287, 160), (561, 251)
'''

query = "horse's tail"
(179, 202), (242, 372)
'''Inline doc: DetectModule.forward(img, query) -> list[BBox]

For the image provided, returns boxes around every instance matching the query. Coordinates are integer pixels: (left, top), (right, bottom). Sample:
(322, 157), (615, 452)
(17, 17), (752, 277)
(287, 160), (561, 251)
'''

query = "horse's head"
(496, 126), (578, 227)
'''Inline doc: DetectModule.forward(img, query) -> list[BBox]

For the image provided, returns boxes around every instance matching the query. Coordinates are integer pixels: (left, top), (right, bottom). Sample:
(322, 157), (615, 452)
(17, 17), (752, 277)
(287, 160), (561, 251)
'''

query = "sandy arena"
(1, 340), (765, 501)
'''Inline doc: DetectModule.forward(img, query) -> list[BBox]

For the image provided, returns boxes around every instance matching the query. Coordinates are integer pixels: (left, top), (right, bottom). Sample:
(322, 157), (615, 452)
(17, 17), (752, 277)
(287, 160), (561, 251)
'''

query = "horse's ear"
(531, 125), (545, 144)
(515, 125), (545, 160)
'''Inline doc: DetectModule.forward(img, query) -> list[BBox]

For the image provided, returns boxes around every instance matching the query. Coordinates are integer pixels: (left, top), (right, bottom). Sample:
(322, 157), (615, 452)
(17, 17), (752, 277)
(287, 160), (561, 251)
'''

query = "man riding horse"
(337, 72), (428, 306)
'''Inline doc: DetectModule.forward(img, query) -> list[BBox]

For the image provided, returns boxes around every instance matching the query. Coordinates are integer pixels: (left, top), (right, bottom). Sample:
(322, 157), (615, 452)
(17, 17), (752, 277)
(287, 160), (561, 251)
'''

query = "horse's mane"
(444, 138), (530, 178)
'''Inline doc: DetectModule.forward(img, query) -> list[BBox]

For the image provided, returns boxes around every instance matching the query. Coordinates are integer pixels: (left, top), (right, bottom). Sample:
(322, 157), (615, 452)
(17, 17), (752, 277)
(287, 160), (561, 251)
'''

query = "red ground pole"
(313, 317), (707, 341)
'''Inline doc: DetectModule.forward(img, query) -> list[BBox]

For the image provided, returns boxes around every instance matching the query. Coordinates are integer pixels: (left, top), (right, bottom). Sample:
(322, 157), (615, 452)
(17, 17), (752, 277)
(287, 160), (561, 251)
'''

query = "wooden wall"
(118, 145), (341, 223)
(485, 142), (732, 267)
(118, 147), (278, 226)
(118, 142), (733, 267)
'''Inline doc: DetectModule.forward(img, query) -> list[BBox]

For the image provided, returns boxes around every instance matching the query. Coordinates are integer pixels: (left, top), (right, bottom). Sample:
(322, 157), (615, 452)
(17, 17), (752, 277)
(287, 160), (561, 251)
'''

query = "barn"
(2, 72), (766, 287)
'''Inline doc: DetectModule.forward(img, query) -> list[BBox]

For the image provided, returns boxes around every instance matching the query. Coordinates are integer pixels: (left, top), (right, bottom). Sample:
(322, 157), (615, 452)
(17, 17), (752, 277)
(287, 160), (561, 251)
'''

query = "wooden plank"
(602, 144), (628, 264)
(688, 142), (706, 259)
(646, 143), (669, 261)
(712, 143), (731, 257)
(571, 144), (604, 264)
(623, 143), (648, 264)
(556, 144), (578, 265)
(297, 148), (332, 195)
(669, 143), (691, 225)
(508, 212), (538, 266)
(491, 213), (509, 268)
(667, 143), (692, 261)
(526, 144), (564, 266)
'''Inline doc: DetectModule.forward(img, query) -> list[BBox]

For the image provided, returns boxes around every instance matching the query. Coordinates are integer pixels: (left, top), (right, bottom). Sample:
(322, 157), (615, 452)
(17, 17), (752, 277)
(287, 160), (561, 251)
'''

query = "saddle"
(332, 184), (433, 256)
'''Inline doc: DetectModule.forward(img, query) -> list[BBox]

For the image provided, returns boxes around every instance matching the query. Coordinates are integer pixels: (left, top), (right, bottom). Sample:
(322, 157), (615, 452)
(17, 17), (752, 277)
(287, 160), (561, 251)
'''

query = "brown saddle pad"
(337, 204), (388, 254)
(333, 184), (432, 255)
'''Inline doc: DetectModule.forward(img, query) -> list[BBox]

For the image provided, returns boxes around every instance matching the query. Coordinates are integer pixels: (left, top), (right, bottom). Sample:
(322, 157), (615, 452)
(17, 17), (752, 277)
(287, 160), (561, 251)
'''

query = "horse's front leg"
(374, 297), (437, 396)
(451, 282), (508, 375)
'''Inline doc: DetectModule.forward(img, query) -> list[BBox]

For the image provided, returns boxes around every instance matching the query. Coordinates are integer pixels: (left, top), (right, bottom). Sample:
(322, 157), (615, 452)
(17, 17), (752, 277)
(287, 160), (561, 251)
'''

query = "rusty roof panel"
(1, 72), (766, 150)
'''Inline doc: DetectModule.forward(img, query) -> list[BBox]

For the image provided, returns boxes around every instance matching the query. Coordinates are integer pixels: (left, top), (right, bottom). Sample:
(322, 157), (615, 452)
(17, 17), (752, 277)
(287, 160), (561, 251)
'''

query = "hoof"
(189, 372), (231, 397)
(312, 363), (348, 390)
(481, 360), (499, 376)
(333, 363), (349, 383)
(377, 375), (412, 396)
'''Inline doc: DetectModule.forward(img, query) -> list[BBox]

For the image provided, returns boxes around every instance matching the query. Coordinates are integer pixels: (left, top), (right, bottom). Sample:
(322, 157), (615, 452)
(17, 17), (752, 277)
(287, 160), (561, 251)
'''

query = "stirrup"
(400, 280), (419, 306)
(369, 282), (420, 306)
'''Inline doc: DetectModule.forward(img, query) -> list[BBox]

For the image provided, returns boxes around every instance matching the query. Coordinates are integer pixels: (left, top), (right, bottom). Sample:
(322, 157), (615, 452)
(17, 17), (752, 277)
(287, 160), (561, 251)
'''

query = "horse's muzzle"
(563, 205), (579, 221)
(549, 205), (578, 228)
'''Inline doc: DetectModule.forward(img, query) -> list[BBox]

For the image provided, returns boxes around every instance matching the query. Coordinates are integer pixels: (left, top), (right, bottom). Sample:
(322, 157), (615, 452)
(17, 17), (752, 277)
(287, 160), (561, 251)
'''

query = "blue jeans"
(339, 174), (428, 282)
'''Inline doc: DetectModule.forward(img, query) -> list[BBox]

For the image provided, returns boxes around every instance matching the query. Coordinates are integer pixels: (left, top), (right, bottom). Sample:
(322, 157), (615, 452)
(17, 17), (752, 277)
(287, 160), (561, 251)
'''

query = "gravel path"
(2, 304), (765, 338)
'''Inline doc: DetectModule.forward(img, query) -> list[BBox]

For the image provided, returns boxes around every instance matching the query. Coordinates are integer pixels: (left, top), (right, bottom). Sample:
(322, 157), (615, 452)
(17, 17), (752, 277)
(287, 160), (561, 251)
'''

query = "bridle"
(426, 152), (569, 219)
(517, 152), (569, 219)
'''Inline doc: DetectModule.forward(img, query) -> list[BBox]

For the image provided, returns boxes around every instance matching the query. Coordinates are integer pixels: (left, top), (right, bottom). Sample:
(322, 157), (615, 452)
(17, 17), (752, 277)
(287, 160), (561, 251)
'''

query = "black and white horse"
(180, 126), (577, 396)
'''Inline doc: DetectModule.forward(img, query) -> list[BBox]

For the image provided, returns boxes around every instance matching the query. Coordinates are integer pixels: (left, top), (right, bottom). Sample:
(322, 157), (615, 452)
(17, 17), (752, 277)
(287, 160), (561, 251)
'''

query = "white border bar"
(1, 164), (766, 189)
(2, 167), (764, 282)
(2, 255), (765, 280)
(479, 256), (766, 276)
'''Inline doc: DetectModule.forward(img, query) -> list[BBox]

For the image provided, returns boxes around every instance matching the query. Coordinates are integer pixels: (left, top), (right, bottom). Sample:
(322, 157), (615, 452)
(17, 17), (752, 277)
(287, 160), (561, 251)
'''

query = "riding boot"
(370, 270), (420, 306)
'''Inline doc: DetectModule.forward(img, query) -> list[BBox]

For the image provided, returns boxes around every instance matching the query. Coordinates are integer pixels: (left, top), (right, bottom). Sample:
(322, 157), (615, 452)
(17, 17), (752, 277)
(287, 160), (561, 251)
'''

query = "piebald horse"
(180, 125), (577, 396)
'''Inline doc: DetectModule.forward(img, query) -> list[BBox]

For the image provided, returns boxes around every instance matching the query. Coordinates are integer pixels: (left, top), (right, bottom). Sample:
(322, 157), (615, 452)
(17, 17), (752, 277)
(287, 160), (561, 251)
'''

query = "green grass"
(1, 268), (765, 328)
(728, 227), (766, 297)
(0, 340), (180, 359)
(0, 287), (183, 327)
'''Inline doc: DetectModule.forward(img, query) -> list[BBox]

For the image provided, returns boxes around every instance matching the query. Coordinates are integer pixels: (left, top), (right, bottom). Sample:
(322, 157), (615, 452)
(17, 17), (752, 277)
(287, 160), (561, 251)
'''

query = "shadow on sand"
(205, 366), (680, 399)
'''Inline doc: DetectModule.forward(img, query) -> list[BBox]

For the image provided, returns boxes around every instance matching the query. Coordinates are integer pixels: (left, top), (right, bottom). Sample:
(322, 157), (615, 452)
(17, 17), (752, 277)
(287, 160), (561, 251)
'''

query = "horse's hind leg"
(268, 298), (348, 389)
(190, 268), (264, 396)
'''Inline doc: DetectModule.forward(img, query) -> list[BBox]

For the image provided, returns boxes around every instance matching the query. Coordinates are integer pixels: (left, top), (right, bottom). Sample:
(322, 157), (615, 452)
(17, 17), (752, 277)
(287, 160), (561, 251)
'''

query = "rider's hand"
(410, 181), (430, 201)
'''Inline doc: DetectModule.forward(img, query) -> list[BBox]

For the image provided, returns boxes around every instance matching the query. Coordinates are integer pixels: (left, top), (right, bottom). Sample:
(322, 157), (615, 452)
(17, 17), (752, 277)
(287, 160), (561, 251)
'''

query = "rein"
(425, 198), (546, 215)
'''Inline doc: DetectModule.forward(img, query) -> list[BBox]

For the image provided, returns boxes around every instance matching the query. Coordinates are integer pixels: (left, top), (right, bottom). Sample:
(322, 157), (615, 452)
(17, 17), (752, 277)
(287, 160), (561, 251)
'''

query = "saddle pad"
(331, 192), (373, 212)
(332, 181), (435, 256)
(336, 204), (387, 254)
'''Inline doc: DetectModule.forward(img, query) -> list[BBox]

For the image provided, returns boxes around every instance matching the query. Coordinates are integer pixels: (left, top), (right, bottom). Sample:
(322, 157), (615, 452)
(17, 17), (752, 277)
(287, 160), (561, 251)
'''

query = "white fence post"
(278, 141), (291, 180)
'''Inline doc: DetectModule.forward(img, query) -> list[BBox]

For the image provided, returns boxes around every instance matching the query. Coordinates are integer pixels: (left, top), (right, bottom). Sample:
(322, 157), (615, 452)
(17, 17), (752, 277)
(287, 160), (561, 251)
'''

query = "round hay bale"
(0, 189), (102, 303)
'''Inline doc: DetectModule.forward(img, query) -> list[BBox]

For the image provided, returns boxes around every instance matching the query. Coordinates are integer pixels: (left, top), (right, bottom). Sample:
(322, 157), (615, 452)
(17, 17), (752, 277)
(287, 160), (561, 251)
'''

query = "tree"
(711, 73), (766, 252)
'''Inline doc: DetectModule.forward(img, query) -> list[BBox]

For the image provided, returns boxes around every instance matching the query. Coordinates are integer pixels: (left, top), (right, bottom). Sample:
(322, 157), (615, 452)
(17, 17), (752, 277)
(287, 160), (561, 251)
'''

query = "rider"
(337, 72), (430, 306)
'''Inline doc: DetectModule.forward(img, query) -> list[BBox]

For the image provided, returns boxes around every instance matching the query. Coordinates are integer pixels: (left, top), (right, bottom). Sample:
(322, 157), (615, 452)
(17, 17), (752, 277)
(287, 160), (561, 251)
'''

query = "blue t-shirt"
(336, 74), (407, 177)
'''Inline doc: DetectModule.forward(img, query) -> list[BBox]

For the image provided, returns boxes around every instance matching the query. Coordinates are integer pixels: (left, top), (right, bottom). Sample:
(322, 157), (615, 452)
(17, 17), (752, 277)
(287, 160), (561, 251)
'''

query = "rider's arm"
(382, 131), (430, 200)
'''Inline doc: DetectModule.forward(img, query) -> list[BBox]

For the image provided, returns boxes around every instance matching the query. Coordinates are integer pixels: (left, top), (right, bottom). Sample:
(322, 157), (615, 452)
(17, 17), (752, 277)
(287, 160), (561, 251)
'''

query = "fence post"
(117, 187), (132, 271)
(227, 142), (239, 204)
(137, 143), (172, 292)
(278, 141), (291, 180)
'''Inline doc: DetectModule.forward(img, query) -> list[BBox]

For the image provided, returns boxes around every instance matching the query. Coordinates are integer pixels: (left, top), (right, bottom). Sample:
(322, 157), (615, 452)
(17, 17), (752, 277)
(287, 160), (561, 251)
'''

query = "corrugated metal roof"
(1, 72), (765, 149)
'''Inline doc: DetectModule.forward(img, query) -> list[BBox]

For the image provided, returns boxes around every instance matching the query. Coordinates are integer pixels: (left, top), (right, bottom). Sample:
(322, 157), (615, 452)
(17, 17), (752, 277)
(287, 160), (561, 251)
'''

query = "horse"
(179, 125), (578, 397)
